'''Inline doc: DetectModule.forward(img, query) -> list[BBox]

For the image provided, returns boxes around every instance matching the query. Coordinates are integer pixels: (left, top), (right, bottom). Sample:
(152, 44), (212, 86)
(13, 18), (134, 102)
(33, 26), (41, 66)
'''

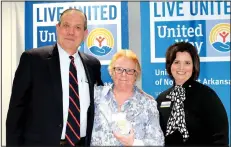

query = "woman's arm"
(140, 99), (165, 146)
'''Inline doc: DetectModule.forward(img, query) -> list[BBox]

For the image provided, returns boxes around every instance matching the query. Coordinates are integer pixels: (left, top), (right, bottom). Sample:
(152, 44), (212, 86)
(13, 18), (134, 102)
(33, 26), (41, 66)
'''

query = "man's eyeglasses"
(113, 67), (136, 75)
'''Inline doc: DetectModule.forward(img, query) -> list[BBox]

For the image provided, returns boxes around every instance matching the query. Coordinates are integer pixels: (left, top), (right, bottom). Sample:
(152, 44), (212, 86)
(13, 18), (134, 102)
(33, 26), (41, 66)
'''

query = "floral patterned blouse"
(90, 83), (164, 146)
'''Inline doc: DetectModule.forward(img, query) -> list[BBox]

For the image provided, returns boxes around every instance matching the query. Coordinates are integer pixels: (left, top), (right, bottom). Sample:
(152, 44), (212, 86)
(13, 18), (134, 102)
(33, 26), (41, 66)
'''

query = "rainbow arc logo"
(87, 28), (114, 56)
(209, 23), (230, 53)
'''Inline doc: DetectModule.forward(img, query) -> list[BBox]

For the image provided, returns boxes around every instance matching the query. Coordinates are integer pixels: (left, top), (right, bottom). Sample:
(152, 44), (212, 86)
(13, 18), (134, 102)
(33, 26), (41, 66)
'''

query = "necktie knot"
(69, 56), (74, 61)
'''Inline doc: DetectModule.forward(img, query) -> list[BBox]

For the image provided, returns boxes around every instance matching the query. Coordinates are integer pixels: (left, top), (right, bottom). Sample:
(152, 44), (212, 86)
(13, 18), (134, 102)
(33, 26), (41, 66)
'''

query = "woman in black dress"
(156, 41), (229, 146)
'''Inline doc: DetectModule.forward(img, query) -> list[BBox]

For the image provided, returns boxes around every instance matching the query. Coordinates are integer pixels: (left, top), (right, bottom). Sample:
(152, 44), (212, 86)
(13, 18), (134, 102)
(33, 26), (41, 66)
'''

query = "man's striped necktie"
(65, 56), (81, 146)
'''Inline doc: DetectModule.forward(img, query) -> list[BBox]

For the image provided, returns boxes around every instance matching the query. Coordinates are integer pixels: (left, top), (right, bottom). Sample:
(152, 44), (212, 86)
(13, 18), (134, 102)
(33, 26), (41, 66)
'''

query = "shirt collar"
(101, 83), (139, 102)
(57, 43), (79, 59)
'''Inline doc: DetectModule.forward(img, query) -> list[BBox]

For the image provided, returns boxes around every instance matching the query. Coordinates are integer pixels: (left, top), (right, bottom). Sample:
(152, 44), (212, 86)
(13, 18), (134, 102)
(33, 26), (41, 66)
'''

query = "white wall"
(128, 2), (141, 87)
(1, 2), (25, 146)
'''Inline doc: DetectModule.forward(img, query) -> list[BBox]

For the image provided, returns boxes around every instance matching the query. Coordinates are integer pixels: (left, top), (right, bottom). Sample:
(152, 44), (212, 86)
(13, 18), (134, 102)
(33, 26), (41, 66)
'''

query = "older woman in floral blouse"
(90, 50), (164, 146)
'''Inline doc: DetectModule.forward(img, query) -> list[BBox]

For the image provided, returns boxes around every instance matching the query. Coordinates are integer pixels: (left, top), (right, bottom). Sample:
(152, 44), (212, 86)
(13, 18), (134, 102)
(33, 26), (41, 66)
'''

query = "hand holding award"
(112, 112), (131, 135)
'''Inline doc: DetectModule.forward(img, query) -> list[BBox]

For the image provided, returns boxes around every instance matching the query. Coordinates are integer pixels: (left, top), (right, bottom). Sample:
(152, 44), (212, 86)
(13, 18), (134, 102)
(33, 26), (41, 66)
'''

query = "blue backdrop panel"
(25, 1), (129, 83)
(141, 1), (230, 141)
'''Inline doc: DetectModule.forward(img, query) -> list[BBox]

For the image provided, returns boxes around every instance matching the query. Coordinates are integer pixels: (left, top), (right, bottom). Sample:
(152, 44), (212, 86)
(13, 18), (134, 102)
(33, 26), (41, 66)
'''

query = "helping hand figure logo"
(87, 28), (114, 56)
(209, 23), (230, 53)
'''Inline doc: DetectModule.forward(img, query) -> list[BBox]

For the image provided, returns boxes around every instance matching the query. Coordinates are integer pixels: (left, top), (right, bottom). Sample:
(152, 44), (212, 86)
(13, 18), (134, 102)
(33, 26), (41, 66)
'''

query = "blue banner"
(25, 1), (129, 82)
(141, 1), (230, 137)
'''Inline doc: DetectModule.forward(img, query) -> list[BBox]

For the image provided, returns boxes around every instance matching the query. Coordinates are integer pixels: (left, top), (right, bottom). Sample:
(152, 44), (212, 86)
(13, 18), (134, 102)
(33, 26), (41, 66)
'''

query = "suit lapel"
(47, 44), (63, 120)
(78, 52), (93, 86)
(78, 52), (94, 144)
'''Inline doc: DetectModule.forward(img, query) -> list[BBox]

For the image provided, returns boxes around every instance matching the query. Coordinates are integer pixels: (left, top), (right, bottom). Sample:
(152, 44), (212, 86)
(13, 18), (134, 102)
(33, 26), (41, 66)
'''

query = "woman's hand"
(113, 129), (135, 146)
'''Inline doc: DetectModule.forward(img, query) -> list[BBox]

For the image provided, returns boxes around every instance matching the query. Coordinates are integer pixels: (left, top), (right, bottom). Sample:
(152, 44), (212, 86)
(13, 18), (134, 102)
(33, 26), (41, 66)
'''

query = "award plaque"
(112, 112), (131, 135)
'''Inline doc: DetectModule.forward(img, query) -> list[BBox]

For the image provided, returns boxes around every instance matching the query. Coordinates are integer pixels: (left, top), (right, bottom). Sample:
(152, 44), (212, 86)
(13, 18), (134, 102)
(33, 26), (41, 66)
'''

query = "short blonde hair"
(108, 49), (141, 79)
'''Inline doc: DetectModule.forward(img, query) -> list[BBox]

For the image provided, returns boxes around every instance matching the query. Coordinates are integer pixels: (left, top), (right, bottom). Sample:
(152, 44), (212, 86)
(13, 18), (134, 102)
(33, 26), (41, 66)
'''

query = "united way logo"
(86, 28), (114, 56)
(209, 23), (230, 52)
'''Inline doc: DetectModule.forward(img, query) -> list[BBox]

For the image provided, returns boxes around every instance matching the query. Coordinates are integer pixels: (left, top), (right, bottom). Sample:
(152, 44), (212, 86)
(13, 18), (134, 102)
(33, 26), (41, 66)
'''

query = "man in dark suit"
(6, 8), (103, 146)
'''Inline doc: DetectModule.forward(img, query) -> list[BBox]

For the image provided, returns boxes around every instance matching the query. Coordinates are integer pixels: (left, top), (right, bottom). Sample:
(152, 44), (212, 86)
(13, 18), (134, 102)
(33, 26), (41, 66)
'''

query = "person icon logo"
(86, 28), (114, 56)
(209, 23), (230, 53)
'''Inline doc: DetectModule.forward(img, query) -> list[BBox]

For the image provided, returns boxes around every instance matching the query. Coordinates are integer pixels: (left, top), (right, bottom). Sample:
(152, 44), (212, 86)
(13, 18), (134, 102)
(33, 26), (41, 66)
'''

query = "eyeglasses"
(113, 67), (136, 75)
